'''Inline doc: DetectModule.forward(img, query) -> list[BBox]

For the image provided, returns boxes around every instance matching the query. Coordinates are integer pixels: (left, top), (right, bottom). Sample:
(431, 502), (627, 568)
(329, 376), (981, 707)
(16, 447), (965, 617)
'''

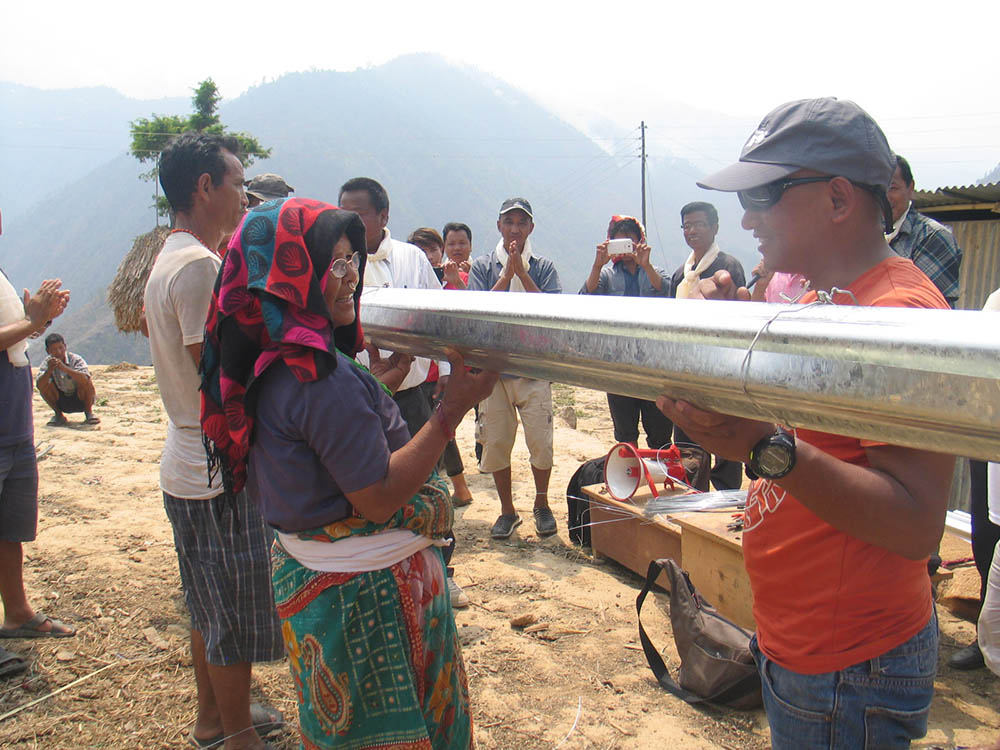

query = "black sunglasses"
(738, 175), (894, 231)
(737, 176), (835, 211)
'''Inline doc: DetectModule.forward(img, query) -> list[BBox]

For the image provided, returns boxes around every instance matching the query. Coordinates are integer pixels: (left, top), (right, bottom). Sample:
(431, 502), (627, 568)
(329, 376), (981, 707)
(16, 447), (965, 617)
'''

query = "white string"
(738, 287), (857, 427)
(553, 696), (583, 749)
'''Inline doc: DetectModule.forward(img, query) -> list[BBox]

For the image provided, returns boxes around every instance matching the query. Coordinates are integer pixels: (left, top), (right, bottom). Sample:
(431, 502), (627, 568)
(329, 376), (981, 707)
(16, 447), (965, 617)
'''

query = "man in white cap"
(468, 198), (562, 540)
(657, 98), (953, 749)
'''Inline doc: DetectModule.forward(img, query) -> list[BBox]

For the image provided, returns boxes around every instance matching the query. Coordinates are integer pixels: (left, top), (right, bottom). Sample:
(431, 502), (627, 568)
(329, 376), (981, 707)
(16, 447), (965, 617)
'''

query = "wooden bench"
(581, 483), (754, 629)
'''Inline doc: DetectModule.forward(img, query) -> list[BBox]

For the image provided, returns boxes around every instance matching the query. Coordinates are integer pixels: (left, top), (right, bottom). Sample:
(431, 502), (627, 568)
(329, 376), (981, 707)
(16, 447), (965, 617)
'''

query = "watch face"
(759, 444), (792, 475)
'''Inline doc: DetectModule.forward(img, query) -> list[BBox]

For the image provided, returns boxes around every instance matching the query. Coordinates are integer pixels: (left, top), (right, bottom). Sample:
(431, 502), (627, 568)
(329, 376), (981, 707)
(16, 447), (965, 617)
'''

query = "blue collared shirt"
(467, 250), (562, 294)
(889, 209), (962, 306)
(578, 261), (670, 298)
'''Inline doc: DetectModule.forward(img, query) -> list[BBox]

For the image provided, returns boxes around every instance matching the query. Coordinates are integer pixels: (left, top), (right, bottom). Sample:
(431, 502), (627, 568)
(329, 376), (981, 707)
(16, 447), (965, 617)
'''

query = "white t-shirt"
(144, 232), (221, 499)
(985, 288), (1000, 523)
(358, 230), (449, 392)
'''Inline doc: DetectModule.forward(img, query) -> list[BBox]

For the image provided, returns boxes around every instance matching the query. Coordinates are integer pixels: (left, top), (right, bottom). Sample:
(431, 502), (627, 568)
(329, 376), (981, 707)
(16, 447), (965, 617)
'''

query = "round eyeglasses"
(329, 252), (361, 279)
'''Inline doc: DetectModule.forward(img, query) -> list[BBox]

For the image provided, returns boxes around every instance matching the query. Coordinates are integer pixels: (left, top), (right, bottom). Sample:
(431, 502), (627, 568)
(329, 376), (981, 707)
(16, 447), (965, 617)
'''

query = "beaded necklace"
(170, 228), (210, 250)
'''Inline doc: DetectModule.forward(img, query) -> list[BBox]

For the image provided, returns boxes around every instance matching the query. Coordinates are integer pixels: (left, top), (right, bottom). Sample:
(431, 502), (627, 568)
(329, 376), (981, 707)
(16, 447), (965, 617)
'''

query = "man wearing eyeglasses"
(657, 98), (953, 749)
(673, 202), (746, 300)
(671, 203), (746, 492)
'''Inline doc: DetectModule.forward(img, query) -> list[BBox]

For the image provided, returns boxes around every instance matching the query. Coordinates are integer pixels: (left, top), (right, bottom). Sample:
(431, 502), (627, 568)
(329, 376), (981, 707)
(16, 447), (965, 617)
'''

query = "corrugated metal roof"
(913, 182), (1000, 209)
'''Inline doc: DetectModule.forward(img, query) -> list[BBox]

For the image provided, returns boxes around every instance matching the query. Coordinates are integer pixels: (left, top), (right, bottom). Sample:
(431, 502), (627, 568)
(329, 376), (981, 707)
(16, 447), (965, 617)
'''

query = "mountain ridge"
(3, 55), (760, 364)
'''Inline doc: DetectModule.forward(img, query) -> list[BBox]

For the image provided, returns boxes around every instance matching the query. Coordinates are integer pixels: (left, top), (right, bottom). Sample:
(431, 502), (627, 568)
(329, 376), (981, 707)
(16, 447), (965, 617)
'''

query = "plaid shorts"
(163, 490), (284, 667)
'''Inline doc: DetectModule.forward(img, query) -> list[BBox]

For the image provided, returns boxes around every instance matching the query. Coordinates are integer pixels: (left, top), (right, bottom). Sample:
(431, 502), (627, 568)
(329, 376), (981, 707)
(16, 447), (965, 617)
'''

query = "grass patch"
(552, 383), (575, 408)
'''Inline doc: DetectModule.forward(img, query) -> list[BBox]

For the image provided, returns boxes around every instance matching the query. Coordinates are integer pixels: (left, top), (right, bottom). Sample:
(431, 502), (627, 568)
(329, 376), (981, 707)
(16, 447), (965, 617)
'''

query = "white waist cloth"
(276, 528), (447, 572)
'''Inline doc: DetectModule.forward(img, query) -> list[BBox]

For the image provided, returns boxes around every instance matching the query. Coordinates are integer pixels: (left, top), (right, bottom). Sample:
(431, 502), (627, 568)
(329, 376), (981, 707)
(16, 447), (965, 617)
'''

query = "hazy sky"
(5, 0), (1000, 186)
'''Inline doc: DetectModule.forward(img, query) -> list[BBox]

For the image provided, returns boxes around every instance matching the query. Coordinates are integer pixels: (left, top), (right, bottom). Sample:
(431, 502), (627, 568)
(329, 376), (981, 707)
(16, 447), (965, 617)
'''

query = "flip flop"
(187, 703), (284, 748)
(46, 415), (67, 427)
(0, 612), (75, 639)
(83, 415), (101, 425)
(0, 646), (28, 678)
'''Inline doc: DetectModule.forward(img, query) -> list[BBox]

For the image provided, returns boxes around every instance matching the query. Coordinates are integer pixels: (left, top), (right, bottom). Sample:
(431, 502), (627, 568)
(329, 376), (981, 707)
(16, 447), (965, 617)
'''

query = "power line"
(536, 135), (640, 203)
(643, 167), (671, 270)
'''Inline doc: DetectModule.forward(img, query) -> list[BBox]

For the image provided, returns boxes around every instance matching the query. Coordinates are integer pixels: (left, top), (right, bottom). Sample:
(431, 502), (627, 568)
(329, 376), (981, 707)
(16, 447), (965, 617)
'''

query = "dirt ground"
(0, 366), (996, 749)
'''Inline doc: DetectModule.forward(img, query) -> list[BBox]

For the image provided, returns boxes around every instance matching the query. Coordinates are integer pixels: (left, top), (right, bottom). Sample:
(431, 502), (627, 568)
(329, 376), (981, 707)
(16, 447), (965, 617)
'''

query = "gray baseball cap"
(245, 173), (294, 201)
(499, 197), (533, 219)
(697, 98), (895, 192)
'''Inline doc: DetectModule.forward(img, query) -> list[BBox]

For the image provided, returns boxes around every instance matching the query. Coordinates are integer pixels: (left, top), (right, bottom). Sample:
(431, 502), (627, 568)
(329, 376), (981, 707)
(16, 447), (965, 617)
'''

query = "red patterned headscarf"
(199, 198), (367, 497)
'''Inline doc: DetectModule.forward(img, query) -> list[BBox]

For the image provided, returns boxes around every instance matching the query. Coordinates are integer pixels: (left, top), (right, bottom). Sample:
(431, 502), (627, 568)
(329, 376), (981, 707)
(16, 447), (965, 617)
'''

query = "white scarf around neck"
(0, 272), (29, 366)
(494, 237), (533, 292)
(675, 242), (721, 299)
(364, 229), (394, 288)
(885, 203), (910, 244)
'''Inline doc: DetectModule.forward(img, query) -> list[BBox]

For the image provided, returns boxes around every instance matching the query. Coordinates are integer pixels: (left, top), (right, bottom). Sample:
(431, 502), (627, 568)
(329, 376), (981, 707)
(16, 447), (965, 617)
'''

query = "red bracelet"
(435, 401), (456, 440)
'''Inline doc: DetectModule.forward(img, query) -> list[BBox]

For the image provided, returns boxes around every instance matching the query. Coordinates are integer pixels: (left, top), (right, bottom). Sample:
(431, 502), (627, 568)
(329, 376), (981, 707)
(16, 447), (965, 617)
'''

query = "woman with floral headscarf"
(200, 198), (497, 750)
(579, 215), (673, 450)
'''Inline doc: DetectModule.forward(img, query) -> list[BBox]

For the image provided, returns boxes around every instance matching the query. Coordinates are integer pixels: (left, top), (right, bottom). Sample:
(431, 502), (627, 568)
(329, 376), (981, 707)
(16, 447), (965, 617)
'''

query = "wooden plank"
(581, 485), (682, 578)
(672, 512), (755, 630)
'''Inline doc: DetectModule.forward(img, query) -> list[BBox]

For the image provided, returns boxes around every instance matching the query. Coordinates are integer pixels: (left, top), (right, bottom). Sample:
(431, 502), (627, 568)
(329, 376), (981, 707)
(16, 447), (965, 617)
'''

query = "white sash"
(363, 229), (394, 288)
(494, 237), (534, 292)
(675, 242), (721, 299)
(0, 271), (28, 366)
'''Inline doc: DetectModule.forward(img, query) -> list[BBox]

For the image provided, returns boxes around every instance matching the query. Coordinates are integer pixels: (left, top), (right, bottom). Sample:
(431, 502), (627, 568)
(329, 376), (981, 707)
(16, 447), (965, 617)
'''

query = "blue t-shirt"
(247, 354), (410, 532)
(0, 350), (33, 447)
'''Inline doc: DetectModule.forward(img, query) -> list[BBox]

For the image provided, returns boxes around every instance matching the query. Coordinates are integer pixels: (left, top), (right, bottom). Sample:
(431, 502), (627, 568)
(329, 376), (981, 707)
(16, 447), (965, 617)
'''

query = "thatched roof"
(107, 226), (169, 333)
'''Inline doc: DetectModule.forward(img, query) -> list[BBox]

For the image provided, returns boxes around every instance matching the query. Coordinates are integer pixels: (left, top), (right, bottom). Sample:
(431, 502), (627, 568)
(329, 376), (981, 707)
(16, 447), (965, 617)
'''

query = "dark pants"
(393, 384), (434, 438)
(401, 382), (465, 477)
(674, 426), (744, 491)
(972, 460), (1000, 606)
(394, 383), (458, 575)
(606, 393), (673, 449)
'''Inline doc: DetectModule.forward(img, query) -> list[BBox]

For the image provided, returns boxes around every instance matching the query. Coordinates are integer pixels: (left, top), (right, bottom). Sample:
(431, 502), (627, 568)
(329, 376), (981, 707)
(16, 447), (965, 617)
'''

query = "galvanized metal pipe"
(359, 289), (1000, 461)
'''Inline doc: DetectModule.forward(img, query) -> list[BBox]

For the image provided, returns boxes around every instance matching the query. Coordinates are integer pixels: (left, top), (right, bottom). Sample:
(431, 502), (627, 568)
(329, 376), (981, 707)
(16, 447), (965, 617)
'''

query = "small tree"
(129, 78), (271, 222)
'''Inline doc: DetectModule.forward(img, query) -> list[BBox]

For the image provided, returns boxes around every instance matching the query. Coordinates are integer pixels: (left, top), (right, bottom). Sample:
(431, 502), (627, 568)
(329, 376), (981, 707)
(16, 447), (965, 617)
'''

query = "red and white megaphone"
(604, 442), (688, 502)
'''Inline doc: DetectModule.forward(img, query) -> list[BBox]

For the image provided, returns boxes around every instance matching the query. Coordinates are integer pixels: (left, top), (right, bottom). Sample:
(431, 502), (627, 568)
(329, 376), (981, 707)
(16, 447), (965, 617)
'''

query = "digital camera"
(607, 238), (634, 255)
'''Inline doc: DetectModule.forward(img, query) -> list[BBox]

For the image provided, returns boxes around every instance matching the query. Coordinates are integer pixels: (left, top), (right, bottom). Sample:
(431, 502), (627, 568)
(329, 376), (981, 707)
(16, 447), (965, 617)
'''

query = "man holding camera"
(581, 215), (672, 450)
(468, 198), (562, 539)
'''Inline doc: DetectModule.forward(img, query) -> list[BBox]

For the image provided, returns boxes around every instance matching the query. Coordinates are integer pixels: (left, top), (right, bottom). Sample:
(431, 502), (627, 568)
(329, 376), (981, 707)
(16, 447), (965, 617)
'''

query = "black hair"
(442, 222), (472, 244)
(680, 201), (719, 227)
(408, 227), (444, 250)
(44, 333), (65, 351)
(158, 132), (241, 214)
(608, 218), (642, 243)
(338, 177), (389, 214)
(895, 155), (914, 187)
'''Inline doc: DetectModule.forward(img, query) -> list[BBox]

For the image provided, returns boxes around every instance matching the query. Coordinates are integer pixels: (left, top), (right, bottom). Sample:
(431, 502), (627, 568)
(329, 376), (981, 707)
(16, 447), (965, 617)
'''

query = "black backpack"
(565, 456), (606, 547)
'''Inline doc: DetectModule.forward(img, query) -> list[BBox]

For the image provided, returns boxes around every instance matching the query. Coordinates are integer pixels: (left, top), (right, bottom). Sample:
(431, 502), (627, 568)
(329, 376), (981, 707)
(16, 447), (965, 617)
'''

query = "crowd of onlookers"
(1, 96), (997, 750)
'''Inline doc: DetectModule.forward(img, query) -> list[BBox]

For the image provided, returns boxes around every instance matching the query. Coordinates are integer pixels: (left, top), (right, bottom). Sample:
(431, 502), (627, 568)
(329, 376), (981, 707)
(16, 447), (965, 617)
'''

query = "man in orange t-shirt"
(657, 98), (954, 750)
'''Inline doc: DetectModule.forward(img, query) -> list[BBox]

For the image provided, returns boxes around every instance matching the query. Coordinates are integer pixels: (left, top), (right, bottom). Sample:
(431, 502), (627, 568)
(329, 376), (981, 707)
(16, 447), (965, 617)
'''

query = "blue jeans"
(751, 612), (938, 750)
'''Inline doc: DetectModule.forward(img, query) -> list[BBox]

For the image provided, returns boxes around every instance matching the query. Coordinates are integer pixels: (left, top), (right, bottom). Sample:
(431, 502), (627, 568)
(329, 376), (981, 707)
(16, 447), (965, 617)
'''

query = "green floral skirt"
(271, 473), (472, 749)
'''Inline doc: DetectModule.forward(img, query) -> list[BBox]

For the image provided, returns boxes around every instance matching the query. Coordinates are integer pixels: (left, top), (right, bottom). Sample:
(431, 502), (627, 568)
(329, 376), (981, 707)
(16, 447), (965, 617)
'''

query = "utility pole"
(640, 121), (647, 227)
